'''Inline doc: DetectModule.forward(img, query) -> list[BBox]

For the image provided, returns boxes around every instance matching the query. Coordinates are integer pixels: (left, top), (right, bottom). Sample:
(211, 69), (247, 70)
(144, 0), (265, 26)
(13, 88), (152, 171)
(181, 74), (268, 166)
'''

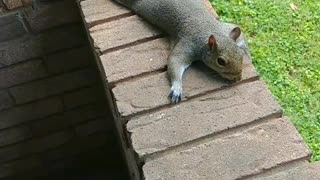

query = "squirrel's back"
(131, 0), (220, 38)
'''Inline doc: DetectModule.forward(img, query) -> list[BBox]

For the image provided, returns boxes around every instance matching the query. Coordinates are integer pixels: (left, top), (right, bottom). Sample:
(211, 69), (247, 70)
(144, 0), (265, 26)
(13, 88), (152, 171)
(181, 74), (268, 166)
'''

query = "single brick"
(0, 157), (41, 178)
(1, 169), (48, 180)
(0, 145), (21, 164)
(90, 15), (161, 52)
(0, 35), (43, 67)
(113, 57), (257, 117)
(22, 0), (32, 5)
(254, 162), (320, 180)
(2, 0), (32, 10)
(10, 69), (97, 104)
(0, 131), (73, 164)
(42, 132), (109, 163)
(0, 7), (5, 14)
(40, 24), (87, 54)
(63, 85), (104, 110)
(30, 103), (108, 136)
(102, 38), (170, 83)
(24, 0), (80, 33)
(0, 12), (26, 42)
(143, 118), (311, 180)
(45, 144), (124, 174)
(0, 24), (86, 67)
(0, 90), (14, 111)
(0, 97), (63, 130)
(2, 0), (22, 10)
(80, 0), (131, 25)
(1, 170), (48, 180)
(128, 80), (282, 157)
(27, 131), (74, 153)
(75, 118), (111, 137)
(0, 59), (47, 89)
(0, 125), (32, 148)
(44, 46), (91, 75)
(44, 147), (110, 174)
(203, 0), (219, 18)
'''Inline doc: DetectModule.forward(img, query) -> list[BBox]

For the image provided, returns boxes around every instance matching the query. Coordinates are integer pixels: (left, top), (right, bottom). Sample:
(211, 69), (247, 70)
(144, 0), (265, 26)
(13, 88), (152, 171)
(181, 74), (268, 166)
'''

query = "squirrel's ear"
(229, 27), (241, 41)
(208, 35), (216, 50)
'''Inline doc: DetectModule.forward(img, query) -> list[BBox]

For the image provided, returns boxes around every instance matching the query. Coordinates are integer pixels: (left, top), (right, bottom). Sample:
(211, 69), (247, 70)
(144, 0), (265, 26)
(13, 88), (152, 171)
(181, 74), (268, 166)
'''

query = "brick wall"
(0, 0), (128, 179)
(0, 0), (32, 11)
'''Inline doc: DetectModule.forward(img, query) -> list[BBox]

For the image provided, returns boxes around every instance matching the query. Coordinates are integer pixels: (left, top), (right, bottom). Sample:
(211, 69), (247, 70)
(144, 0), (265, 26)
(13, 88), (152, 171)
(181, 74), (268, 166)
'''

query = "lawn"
(209, 0), (320, 161)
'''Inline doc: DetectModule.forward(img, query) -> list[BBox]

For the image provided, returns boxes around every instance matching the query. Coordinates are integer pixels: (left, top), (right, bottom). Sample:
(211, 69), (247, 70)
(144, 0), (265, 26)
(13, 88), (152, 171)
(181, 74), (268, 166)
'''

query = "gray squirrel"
(114, 0), (250, 103)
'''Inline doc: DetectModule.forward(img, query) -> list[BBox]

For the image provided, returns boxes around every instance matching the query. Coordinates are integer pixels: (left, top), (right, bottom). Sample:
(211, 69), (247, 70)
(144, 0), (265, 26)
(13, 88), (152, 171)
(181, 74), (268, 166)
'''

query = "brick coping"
(78, 0), (319, 179)
(0, 0), (32, 12)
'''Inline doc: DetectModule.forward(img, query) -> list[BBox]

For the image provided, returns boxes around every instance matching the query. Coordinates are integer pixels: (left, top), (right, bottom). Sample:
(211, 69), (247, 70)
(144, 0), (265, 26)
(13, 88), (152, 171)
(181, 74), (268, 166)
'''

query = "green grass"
(209, 0), (320, 161)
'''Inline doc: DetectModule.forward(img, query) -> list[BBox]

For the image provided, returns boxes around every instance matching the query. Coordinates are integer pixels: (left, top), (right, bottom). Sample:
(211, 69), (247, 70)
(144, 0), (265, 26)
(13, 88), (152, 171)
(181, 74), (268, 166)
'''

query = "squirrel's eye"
(217, 58), (227, 67)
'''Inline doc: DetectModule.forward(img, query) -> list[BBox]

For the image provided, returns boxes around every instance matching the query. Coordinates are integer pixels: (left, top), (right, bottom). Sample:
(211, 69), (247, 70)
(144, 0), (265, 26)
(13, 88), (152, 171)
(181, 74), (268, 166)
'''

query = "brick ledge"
(78, 0), (318, 179)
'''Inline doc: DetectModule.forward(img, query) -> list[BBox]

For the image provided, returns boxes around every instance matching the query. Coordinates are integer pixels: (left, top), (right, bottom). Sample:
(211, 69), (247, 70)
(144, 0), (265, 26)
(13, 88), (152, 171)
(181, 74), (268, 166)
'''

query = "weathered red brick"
(90, 15), (161, 52)
(113, 57), (257, 117)
(63, 85), (104, 110)
(41, 24), (87, 54)
(0, 24), (86, 67)
(75, 118), (111, 137)
(0, 59), (47, 89)
(24, 0), (80, 33)
(0, 90), (14, 111)
(0, 157), (41, 178)
(0, 0), (32, 10)
(0, 97), (63, 130)
(143, 118), (310, 179)
(0, 35), (42, 67)
(0, 125), (32, 148)
(0, 146), (20, 164)
(30, 103), (108, 136)
(80, 0), (131, 25)
(128, 80), (282, 157)
(22, 0), (32, 5)
(2, 0), (22, 10)
(10, 69), (97, 104)
(0, 7), (6, 14)
(253, 162), (320, 180)
(0, 12), (26, 42)
(44, 46), (91, 75)
(101, 38), (170, 83)
(0, 131), (74, 163)
(44, 146), (118, 174)
(28, 130), (74, 153)
(1, 169), (48, 180)
(42, 132), (109, 163)
(2, 0), (32, 9)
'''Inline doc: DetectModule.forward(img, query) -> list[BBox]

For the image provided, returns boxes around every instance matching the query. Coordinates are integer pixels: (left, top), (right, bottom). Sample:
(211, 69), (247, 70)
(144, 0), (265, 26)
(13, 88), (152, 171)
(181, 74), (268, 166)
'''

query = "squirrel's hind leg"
(167, 42), (193, 104)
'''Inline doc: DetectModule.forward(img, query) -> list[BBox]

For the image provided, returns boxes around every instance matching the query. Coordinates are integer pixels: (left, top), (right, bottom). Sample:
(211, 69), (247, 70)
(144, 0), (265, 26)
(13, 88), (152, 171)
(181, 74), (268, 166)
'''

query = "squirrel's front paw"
(169, 85), (183, 104)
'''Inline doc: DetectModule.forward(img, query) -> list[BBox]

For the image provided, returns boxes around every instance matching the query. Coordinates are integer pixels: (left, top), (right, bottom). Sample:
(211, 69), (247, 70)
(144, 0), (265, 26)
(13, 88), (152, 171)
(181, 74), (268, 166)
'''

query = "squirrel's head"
(202, 27), (243, 82)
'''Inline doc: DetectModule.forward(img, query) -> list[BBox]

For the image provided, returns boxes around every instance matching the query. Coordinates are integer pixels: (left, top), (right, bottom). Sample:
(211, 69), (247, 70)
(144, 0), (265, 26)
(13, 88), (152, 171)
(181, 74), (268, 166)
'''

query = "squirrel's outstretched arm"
(168, 41), (193, 104)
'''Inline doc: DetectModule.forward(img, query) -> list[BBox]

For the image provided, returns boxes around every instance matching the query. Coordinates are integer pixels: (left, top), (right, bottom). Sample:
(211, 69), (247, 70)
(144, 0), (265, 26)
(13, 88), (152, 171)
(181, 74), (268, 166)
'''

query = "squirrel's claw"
(169, 86), (183, 104)
(169, 91), (182, 104)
